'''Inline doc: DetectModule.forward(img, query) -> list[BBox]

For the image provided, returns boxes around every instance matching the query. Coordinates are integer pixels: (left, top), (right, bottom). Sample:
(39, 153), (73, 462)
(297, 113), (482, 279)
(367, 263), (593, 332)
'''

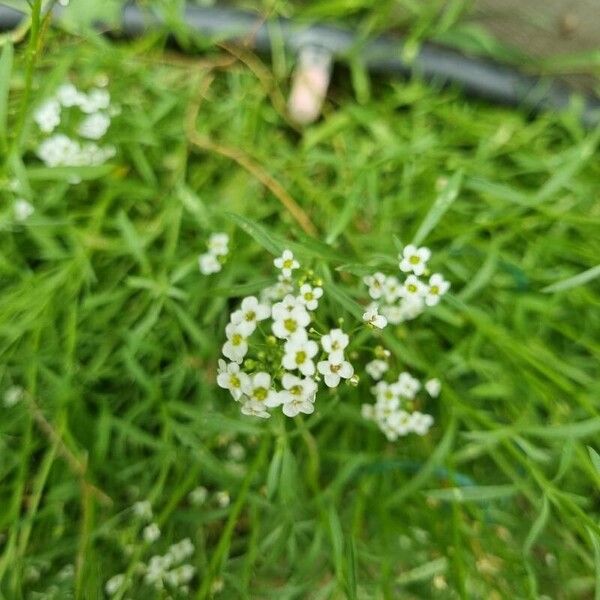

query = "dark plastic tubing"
(1, 3), (599, 127)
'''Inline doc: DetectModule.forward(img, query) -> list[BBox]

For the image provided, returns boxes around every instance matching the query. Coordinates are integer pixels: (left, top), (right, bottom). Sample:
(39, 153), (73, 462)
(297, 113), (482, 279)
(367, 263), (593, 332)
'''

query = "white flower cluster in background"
(362, 346), (440, 440)
(105, 501), (196, 596)
(199, 232), (229, 275)
(217, 248), (356, 419)
(33, 82), (116, 171)
(363, 245), (450, 325)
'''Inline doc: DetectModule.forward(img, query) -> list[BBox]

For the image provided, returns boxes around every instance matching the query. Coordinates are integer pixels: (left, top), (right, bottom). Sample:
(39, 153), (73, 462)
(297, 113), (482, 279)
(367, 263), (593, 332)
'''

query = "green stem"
(10, 0), (43, 157)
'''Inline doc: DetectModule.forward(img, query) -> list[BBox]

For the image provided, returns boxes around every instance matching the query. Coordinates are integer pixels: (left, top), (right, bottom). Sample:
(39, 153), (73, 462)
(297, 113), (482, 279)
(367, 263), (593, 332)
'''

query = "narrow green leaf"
(425, 484), (517, 503)
(588, 447), (600, 475)
(542, 264), (600, 293)
(397, 557), (448, 585)
(412, 170), (463, 245)
(524, 495), (550, 555)
(0, 42), (13, 145)
(224, 212), (283, 255)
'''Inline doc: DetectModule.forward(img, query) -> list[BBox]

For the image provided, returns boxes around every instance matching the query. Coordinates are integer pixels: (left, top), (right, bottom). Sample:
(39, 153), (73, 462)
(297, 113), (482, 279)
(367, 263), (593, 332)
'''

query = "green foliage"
(1, 2), (599, 598)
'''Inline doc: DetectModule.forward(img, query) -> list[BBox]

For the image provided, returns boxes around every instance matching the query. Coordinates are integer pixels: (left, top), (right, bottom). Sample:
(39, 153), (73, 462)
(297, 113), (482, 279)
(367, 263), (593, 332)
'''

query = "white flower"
(363, 303), (387, 329)
(208, 232), (229, 256)
(279, 373), (317, 417)
(372, 381), (401, 408)
(216, 360), (249, 400)
(317, 357), (354, 388)
(297, 283), (323, 311)
(321, 328), (349, 360)
(132, 500), (152, 520)
(199, 252), (221, 275)
(242, 372), (280, 408)
(230, 296), (270, 336)
(3, 386), (24, 407)
(188, 486), (208, 506)
(383, 275), (402, 303)
(425, 273), (450, 306)
(396, 372), (421, 399)
(271, 295), (310, 339)
(425, 378), (441, 397)
(380, 304), (404, 325)
(78, 112), (110, 139)
(282, 332), (319, 376)
(361, 404), (374, 420)
(388, 410), (413, 436)
(399, 245), (431, 276)
(273, 249), (299, 278)
(13, 200), (34, 221)
(240, 398), (270, 419)
(143, 523), (161, 543)
(105, 574), (125, 596)
(34, 99), (61, 133)
(36, 134), (78, 166)
(400, 274), (427, 299)
(79, 88), (110, 113)
(167, 538), (194, 563)
(365, 359), (388, 380)
(165, 564), (195, 586)
(227, 442), (246, 461)
(222, 324), (248, 363)
(215, 490), (230, 508)
(410, 412), (434, 435)
(363, 272), (386, 300)
(56, 83), (84, 107)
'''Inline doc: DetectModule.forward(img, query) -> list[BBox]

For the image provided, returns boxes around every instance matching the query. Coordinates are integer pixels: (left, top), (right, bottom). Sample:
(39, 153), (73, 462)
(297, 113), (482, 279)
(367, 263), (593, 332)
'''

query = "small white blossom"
(297, 283), (323, 310)
(216, 360), (249, 400)
(222, 323), (248, 363)
(242, 372), (280, 408)
(400, 274), (427, 299)
(383, 275), (402, 303)
(271, 296), (310, 339)
(228, 442), (246, 461)
(189, 486), (208, 506)
(240, 398), (270, 419)
(3, 386), (24, 407)
(425, 273), (450, 306)
(167, 538), (194, 563)
(366, 359), (388, 380)
(317, 357), (354, 388)
(388, 410), (413, 437)
(363, 304), (387, 329)
(13, 199), (34, 221)
(78, 112), (111, 139)
(199, 252), (221, 275)
(361, 404), (374, 419)
(363, 272), (386, 300)
(105, 574), (125, 596)
(425, 378), (441, 397)
(282, 332), (319, 376)
(410, 411), (434, 435)
(207, 232), (229, 256)
(273, 249), (299, 278)
(396, 372), (421, 399)
(215, 490), (230, 508)
(372, 381), (401, 407)
(79, 88), (110, 113)
(321, 328), (349, 360)
(132, 500), (153, 520)
(230, 296), (270, 336)
(34, 99), (61, 133)
(143, 523), (161, 543)
(56, 83), (84, 107)
(279, 373), (317, 417)
(399, 245), (431, 276)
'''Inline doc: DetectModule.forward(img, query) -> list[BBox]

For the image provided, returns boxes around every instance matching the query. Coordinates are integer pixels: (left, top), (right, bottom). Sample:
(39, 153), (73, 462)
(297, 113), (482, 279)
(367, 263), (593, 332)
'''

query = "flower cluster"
(33, 82), (117, 172)
(198, 232), (229, 275)
(217, 249), (356, 419)
(105, 500), (196, 596)
(362, 346), (440, 440)
(363, 245), (450, 324)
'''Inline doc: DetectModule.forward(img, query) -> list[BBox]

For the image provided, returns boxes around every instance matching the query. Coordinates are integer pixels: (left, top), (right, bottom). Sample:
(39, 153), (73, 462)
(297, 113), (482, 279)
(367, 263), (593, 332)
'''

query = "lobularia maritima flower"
(363, 245), (450, 325)
(199, 232), (229, 275)
(33, 82), (116, 172)
(217, 249), (357, 419)
(215, 244), (449, 440)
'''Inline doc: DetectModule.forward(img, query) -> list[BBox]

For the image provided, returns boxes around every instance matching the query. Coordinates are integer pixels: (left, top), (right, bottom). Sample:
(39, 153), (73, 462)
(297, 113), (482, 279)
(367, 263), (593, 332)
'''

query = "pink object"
(288, 46), (333, 125)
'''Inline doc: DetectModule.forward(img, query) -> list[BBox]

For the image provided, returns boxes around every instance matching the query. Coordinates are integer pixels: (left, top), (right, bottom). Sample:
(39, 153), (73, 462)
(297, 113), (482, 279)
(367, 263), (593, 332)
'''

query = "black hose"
(1, 3), (599, 127)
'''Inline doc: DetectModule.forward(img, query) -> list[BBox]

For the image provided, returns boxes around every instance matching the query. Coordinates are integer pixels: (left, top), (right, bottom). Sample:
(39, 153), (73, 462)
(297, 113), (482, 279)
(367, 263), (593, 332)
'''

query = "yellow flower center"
(284, 318), (297, 333)
(232, 333), (243, 345)
(430, 285), (439, 295)
(295, 351), (307, 364)
(254, 387), (267, 401)
(230, 375), (240, 388)
(245, 310), (256, 321)
(409, 255), (420, 264)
